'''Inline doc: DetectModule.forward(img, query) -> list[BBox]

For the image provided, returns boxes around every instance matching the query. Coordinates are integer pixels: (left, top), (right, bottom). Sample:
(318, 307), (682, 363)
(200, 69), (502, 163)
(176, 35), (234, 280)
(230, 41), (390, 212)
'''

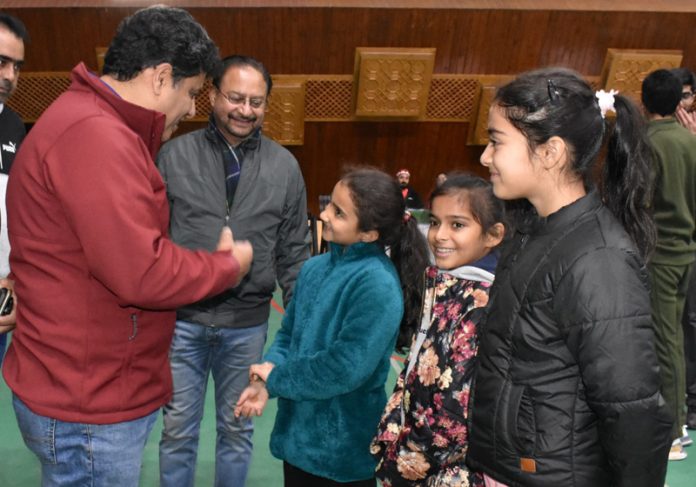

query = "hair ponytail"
(602, 94), (656, 260)
(390, 216), (429, 352)
(342, 168), (430, 353)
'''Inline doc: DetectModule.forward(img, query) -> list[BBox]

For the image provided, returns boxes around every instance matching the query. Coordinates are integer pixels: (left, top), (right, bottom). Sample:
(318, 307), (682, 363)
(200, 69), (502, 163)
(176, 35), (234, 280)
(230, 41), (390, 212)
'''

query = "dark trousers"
(649, 262), (691, 439)
(683, 265), (696, 411)
(283, 462), (376, 487)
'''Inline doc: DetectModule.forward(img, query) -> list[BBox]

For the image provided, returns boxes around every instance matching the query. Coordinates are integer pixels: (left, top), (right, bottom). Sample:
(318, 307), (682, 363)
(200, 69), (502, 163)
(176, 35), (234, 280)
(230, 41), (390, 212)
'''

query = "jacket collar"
(329, 241), (385, 263)
(427, 260), (496, 285)
(532, 189), (602, 236)
(70, 63), (165, 158)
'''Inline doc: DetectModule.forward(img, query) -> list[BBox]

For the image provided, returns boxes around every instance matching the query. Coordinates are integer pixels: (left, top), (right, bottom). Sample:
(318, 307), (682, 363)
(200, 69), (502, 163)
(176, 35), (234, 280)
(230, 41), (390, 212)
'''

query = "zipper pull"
(129, 313), (138, 341)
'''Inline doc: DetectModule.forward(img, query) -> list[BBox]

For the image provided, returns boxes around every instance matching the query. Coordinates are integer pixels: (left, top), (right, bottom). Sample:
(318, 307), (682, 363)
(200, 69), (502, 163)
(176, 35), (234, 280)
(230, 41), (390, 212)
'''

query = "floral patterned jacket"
(371, 265), (492, 487)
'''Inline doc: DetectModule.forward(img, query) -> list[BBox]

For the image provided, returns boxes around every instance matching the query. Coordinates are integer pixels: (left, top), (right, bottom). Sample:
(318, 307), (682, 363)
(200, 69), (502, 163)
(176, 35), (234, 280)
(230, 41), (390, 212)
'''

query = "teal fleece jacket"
(264, 242), (404, 482)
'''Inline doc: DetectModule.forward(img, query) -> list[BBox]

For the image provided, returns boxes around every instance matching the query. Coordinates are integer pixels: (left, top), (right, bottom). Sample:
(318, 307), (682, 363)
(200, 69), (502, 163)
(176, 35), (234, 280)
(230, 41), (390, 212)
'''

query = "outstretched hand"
(234, 380), (269, 418)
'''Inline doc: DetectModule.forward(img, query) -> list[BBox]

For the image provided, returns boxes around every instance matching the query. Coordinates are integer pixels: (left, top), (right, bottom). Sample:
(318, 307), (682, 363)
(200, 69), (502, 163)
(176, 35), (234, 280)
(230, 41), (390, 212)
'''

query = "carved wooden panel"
(262, 76), (305, 146)
(600, 48), (683, 101)
(353, 47), (436, 118)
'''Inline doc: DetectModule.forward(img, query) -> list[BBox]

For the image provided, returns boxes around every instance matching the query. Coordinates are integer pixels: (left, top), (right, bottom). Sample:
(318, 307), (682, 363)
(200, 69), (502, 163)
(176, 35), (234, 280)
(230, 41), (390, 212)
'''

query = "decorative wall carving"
(600, 48), (683, 101)
(262, 76), (306, 145)
(353, 47), (436, 118)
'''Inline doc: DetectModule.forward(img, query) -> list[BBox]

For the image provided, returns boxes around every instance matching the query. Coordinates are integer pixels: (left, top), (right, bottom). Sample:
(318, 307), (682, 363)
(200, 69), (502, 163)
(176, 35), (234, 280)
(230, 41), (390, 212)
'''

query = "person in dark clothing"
(0, 12), (27, 362)
(671, 66), (696, 434)
(468, 68), (672, 487)
(642, 69), (696, 460)
(673, 67), (696, 134)
(157, 55), (310, 487)
(396, 168), (424, 209)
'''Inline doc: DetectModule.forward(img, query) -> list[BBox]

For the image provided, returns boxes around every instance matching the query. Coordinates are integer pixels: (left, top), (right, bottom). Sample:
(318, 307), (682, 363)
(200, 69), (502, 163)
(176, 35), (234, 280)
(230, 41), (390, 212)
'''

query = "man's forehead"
(220, 66), (267, 92)
(0, 26), (25, 60)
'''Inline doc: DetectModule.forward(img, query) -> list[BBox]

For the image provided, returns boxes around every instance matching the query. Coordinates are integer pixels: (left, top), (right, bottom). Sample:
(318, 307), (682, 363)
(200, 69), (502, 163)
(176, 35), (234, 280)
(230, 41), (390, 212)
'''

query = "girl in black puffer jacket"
(467, 68), (673, 487)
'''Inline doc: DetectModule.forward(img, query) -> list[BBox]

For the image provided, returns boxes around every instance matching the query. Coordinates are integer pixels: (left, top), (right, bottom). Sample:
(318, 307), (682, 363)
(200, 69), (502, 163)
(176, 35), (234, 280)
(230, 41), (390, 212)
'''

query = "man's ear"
(151, 63), (174, 96)
(359, 229), (379, 243)
(209, 85), (217, 106)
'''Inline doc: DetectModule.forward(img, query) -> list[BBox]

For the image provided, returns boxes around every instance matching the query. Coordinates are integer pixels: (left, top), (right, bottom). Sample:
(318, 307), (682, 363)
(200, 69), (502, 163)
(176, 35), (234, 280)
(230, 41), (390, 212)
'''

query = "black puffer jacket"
(467, 192), (672, 487)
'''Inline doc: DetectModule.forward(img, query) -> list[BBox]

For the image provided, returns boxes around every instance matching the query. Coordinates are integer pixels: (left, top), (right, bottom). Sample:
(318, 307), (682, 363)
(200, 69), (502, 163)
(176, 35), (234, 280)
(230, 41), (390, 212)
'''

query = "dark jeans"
(283, 462), (376, 487)
(683, 266), (696, 411)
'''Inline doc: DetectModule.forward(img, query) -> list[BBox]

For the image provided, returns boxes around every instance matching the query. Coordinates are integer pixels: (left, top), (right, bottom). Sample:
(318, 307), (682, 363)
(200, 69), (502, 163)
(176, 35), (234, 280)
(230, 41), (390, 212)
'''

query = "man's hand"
(234, 380), (269, 418)
(216, 227), (253, 286)
(0, 277), (17, 334)
(676, 106), (696, 135)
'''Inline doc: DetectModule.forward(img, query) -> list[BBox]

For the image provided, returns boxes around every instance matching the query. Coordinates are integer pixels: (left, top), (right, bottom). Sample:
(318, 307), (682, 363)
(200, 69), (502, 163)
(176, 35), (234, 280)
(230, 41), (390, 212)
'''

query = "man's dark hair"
(670, 67), (696, 89)
(641, 69), (682, 116)
(102, 6), (219, 83)
(212, 55), (273, 96)
(0, 12), (29, 42)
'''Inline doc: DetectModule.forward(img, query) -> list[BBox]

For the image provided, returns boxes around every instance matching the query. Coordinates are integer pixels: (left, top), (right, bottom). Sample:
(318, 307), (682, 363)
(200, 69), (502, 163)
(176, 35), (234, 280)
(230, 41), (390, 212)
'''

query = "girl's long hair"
(342, 168), (430, 352)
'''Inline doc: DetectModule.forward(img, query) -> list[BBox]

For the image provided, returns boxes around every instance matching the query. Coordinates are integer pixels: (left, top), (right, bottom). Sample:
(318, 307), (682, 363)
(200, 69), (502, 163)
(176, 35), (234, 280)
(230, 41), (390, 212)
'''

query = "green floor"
(0, 294), (694, 486)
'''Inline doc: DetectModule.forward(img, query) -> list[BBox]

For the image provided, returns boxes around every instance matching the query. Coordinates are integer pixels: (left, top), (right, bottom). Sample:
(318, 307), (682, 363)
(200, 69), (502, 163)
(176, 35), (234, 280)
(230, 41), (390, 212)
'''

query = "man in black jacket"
(157, 55), (309, 487)
(396, 168), (424, 209)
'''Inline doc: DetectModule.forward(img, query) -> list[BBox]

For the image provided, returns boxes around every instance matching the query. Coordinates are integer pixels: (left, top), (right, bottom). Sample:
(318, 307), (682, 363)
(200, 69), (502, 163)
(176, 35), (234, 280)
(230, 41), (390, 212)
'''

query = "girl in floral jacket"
(372, 173), (505, 487)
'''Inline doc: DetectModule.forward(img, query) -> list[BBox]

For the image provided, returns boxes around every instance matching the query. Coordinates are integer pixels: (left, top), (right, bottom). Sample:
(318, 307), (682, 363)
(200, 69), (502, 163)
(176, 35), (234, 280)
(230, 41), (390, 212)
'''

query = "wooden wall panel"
(6, 8), (696, 77)
(4, 5), (696, 208)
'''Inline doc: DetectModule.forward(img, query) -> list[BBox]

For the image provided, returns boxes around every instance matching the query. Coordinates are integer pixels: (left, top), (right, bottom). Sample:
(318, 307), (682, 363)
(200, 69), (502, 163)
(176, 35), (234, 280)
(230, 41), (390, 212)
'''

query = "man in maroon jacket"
(2, 7), (252, 486)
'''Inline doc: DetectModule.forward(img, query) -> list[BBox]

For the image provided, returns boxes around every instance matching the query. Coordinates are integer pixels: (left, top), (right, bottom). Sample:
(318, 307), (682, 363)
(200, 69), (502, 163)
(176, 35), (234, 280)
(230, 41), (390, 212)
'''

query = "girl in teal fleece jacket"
(236, 168), (430, 486)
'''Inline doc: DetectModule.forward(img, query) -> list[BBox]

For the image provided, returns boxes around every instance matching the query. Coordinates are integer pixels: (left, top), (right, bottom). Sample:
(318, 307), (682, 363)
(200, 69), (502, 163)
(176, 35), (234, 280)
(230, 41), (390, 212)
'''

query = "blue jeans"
(159, 320), (268, 487)
(12, 395), (157, 486)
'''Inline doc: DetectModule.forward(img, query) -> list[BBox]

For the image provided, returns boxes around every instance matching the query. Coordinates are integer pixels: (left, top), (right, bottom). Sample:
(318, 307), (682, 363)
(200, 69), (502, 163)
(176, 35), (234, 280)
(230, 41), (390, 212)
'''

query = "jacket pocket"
(508, 384), (537, 456)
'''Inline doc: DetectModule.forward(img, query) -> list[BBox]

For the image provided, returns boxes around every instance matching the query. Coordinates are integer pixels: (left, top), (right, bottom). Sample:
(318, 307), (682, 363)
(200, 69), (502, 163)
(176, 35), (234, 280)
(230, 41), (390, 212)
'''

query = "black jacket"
(467, 192), (672, 487)
(157, 126), (310, 328)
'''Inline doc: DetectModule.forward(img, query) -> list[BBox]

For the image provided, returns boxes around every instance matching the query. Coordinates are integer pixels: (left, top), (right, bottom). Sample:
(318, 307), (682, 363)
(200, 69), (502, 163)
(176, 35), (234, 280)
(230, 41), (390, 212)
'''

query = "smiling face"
(210, 65), (268, 146)
(320, 180), (376, 246)
(428, 192), (501, 270)
(0, 26), (25, 104)
(480, 105), (544, 202)
(158, 72), (205, 141)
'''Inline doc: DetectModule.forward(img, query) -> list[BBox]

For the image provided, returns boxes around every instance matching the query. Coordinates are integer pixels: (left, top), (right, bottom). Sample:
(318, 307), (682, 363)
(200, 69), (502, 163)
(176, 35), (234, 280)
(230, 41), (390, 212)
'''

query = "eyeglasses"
(681, 90), (695, 100)
(216, 89), (266, 109)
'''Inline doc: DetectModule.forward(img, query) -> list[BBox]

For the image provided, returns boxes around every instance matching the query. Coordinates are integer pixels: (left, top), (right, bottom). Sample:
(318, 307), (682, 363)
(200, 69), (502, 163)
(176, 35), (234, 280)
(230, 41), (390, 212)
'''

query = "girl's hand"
(234, 380), (269, 418)
(250, 362), (275, 382)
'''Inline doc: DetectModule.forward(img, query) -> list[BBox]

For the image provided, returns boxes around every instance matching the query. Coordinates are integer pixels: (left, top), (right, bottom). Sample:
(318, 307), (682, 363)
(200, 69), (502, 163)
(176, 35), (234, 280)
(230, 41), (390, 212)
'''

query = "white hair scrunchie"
(595, 89), (618, 118)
